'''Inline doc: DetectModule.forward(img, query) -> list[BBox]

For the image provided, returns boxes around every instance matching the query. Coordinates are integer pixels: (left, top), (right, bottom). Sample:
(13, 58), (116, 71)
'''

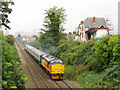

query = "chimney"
(69, 32), (72, 35)
(93, 17), (95, 22)
(81, 21), (83, 24)
(73, 31), (76, 35)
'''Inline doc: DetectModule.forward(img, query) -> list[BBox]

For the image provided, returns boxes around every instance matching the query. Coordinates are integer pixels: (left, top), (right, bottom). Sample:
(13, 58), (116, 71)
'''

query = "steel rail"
(62, 80), (74, 90)
(16, 42), (40, 88)
(31, 61), (50, 89)
(53, 80), (62, 88)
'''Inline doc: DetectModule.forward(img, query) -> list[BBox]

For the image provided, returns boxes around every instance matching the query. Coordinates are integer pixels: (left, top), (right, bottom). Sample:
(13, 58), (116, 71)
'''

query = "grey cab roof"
(83, 17), (108, 31)
(42, 54), (57, 62)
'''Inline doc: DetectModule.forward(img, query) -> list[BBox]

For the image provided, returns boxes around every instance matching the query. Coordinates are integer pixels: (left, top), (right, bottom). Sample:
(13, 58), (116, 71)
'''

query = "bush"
(92, 35), (120, 72)
(2, 32), (26, 88)
(58, 35), (120, 88)
(57, 39), (96, 65)
(64, 65), (78, 81)
(5, 35), (15, 45)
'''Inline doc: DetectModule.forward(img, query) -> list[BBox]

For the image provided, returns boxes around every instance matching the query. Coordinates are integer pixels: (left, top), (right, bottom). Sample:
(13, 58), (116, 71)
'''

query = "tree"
(39, 6), (67, 54)
(40, 6), (66, 45)
(42, 6), (66, 32)
(0, 0), (14, 29)
(5, 35), (15, 45)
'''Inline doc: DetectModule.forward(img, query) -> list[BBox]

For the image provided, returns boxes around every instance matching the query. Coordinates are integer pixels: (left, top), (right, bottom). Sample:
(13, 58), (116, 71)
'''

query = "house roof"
(84, 17), (108, 31)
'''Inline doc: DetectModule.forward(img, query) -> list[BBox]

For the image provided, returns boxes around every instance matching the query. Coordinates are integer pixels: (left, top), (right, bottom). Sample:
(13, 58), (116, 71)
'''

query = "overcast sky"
(7, 0), (119, 35)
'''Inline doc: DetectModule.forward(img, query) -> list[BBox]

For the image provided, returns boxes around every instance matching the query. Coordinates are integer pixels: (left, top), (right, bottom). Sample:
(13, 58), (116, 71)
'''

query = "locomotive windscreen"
(50, 59), (63, 64)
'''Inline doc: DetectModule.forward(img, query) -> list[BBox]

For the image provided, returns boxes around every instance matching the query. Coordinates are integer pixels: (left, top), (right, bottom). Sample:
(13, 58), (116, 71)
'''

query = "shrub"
(64, 65), (77, 81)
(5, 35), (15, 45)
(2, 33), (26, 88)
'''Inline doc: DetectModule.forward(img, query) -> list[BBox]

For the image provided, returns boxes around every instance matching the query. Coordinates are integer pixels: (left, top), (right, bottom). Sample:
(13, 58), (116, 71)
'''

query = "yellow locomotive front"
(50, 60), (64, 79)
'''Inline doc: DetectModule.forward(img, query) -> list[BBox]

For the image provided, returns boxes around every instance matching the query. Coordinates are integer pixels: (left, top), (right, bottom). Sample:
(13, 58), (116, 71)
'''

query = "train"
(25, 44), (64, 79)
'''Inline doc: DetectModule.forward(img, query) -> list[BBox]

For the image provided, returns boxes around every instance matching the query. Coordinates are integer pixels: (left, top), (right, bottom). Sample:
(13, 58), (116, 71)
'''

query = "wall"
(96, 29), (108, 39)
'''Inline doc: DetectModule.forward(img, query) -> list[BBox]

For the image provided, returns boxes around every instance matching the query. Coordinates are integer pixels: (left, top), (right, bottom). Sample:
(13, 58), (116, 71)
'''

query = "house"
(78, 17), (109, 42)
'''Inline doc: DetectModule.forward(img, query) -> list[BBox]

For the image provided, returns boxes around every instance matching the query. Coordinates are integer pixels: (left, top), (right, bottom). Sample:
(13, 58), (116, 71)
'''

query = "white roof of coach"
(25, 44), (63, 63)
(25, 44), (44, 56)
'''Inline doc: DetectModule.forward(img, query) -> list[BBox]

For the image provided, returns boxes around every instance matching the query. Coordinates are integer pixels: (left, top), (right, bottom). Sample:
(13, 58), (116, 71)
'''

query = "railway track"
(62, 80), (73, 89)
(54, 80), (73, 89)
(16, 42), (76, 89)
(26, 63), (40, 88)
(16, 42), (50, 88)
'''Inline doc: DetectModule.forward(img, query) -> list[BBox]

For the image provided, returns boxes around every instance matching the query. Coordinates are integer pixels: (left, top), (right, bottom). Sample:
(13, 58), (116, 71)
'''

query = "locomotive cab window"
(50, 59), (63, 64)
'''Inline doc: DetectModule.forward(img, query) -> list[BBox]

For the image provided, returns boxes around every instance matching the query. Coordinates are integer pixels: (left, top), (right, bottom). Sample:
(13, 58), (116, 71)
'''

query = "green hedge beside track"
(1, 31), (26, 89)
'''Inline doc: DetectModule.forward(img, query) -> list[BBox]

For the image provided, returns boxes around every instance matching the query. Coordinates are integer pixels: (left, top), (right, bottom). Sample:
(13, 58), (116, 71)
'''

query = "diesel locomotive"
(25, 44), (64, 79)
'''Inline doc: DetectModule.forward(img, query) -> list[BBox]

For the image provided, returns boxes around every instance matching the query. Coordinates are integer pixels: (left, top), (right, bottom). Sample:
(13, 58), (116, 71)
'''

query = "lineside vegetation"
(1, 31), (26, 89)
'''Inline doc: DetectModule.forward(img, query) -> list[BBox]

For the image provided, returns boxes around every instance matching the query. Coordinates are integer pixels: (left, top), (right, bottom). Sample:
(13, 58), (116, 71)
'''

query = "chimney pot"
(69, 32), (72, 35)
(73, 31), (76, 35)
(93, 17), (95, 22)
(81, 21), (83, 24)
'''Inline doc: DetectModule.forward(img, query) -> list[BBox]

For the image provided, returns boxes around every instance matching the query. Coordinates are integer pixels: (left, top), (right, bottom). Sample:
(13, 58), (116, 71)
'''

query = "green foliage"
(64, 65), (78, 81)
(75, 64), (120, 88)
(5, 35), (15, 45)
(39, 6), (67, 54)
(91, 35), (120, 72)
(1, 31), (26, 88)
(57, 35), (120, 88)
(42, 6), (66, 33)
(58, 38), (96, 65)
(0, 1), (14, 29)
